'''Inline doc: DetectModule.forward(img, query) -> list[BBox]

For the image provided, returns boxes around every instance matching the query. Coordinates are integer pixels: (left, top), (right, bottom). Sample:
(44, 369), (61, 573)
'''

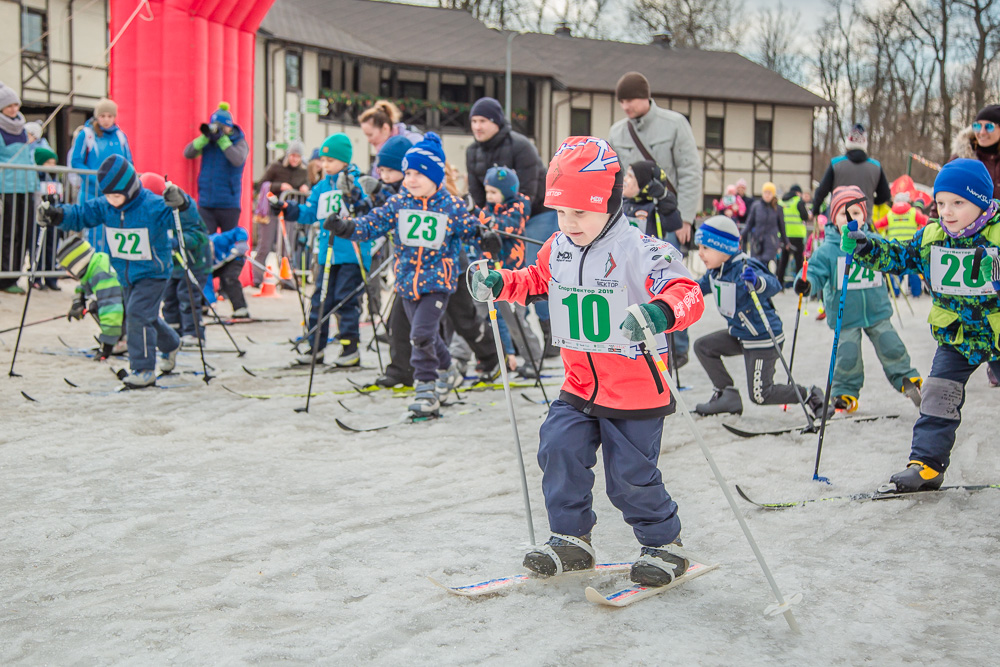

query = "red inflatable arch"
(110, 0), (275, 279)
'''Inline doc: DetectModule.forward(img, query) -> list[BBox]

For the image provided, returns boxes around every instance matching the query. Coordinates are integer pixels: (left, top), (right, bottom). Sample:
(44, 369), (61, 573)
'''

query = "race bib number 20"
(549, 283), (633, 354)
(929, 246), (999, 295)
(106, 227), (151, 261)
(397, 209), (447, 249)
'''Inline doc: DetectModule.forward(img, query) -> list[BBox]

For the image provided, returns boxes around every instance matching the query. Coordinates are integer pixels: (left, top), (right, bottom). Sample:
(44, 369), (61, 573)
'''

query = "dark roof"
(261, 0), (830, 108)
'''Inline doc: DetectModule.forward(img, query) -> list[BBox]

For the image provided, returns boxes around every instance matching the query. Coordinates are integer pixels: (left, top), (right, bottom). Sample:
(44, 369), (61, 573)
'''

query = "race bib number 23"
(105, 227), (151, 261)
(397, 209), (447, 250)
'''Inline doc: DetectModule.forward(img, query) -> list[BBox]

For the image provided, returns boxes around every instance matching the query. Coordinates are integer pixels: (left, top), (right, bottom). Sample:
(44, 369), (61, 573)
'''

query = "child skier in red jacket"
(470, 136), (705, 587)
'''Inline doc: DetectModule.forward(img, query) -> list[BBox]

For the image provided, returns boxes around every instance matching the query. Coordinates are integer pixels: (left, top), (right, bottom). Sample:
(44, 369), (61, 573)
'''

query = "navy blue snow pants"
(123, 278), (179, 373)
(537, 399), (680, 547)
(402, 292), (451, 383)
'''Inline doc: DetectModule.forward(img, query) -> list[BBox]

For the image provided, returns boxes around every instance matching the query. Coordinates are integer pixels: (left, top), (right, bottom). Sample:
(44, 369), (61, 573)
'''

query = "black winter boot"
(630, 539), (691, 587)
(523, 533), (595, 576)
(539, 319), (560, 359)
(883, 461), (944, 493)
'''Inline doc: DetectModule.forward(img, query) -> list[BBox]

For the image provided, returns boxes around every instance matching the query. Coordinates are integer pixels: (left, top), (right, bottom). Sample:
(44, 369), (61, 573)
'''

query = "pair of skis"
(736, 483), (1000, 509)
(431, 560), (718, 608)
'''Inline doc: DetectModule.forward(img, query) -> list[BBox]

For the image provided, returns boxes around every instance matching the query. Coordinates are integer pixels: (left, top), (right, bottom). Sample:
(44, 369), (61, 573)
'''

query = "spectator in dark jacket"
(741, 182), (786, 265)
(251, 141), (310, 286)
(183, 102), (249, 234)
(812, 123), (890, 223)
(465, 97), (546, 210)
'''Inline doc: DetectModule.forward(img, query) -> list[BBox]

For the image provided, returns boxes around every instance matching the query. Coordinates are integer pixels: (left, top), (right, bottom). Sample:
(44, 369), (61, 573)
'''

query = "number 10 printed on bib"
(549, 283), (634, 354)
(397, 209), (447, 250)
(106, 227), (152, 261)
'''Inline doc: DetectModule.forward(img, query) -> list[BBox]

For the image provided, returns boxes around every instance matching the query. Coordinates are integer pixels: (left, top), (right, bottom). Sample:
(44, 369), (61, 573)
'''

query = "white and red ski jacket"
(498, 212), (704, 418)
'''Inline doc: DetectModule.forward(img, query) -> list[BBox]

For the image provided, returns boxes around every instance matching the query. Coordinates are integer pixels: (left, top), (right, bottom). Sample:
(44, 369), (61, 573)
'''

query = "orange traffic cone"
(279, 256), (293, 282)
(254, 264), (280, 298)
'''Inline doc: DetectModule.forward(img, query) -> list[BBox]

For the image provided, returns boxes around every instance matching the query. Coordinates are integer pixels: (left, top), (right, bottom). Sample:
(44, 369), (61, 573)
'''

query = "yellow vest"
(885, 208), (918, 242)
(781, 196), (807, 239)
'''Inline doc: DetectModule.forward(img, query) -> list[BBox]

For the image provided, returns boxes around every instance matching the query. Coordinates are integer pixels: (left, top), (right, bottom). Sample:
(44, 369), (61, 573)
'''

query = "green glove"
(192, 134), (209, 151)
(469, 269), (503, 302)
(839, 228), (870, 255)
(619, 303), (675, 342)
(979, 253), (995, 284)
(217, 134), (233, 151)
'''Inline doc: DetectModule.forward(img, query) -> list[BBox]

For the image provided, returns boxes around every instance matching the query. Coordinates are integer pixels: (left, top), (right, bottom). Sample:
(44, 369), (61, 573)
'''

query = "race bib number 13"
(397, 209), (447, 249)
(929, 246), (999, 295)
(106, 227), (151, 261)
(549, 283), (632, 353)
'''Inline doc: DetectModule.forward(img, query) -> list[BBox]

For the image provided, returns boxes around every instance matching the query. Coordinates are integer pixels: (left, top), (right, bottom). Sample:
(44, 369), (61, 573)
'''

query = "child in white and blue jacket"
(274, 133), (373, 366)
(692, 215), (824, 417)
(36, 155), (181, 388)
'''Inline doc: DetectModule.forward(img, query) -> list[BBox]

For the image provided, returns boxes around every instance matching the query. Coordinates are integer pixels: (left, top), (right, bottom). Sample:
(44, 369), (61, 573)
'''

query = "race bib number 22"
(105, 227), (151, 261)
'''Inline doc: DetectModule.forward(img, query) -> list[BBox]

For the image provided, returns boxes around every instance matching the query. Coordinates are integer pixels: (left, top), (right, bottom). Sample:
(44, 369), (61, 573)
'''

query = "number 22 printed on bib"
(105, 227), (152, 261)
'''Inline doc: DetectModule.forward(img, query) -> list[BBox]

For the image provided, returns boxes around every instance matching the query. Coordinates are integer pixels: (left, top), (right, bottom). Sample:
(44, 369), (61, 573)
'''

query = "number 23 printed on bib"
(397, 209), (447, 249)
(929, 246), (999, 295)
(105, 227), (152, 261)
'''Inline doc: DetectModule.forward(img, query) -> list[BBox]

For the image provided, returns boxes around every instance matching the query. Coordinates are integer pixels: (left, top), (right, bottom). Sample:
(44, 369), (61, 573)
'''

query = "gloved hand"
(267, 194), (286, 215)
(469, 269), (504, 302)
(163, 183), (186, 209)
(619, 302), (675, 342)
(741, 264), (758, 285)
(357, 175), (381, 197)
(793, 276), (812, 296)
(95, 342), (114, 361)
(479, 228), (502, 258)
(216, 134), (233, 151)
(36, 200), (63, 227)
(840, 228), (871, 255)
(645, 179), (666, 200)
(978, 253), (996, 284)
(323, 213), (355, 238)
(67, 294), (87, 321)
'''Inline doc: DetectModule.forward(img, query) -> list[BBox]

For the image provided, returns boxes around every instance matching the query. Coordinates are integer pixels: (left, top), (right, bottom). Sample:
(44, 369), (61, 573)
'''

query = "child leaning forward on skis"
(324, 132), (471, 415)
(793, 186), (922, 414)
(469, 136), (705, 587)
(843, 158), (1000, 492)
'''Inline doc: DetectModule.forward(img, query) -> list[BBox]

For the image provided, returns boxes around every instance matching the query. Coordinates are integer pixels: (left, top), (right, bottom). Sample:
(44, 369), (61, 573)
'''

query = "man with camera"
(183, 101), (248, 234)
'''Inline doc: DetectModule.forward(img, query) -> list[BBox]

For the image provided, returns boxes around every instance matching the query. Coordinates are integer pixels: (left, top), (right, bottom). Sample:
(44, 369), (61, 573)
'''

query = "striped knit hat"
(829, 185), (867, 225)
(56, 235), (94, 279)
(97, 154), (140, 202)
(402, 131), (446, 186)
(694, 215), (741, 255)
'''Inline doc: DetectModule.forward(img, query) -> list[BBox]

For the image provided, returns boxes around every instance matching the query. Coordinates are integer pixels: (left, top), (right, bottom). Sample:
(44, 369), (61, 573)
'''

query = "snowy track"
(2, 285), (998, 664)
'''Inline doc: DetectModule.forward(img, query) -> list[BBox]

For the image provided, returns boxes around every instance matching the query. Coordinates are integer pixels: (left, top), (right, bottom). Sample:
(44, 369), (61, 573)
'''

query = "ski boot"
(408, 382), (441, 416)
(901, 377), (922, 408)
(631, 539), (691, 587)
(334, 338), (360, 367)
(231, 307), (249, 319)
(375, 373), (411, 389)
(694, 387), (743, 416)
(833, 395), (858, 413)
(435, 360), (463, 398)
(882, 460), (944, 493)
(294, 350), (323, 366)
(805, 386), (829, 420)
(159, 346), (179, 374)
(523, 533), (595, 576)
(673, 352), (689, 370)
(475, 361), (501, 384)
(121, 370), (156, 389)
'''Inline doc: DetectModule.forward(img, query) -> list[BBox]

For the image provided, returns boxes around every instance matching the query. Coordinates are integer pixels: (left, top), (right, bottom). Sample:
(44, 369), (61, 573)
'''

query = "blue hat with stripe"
(694, 215), (741, 255)
(402, 131), (446, 187)
(97, 154), (140, 202)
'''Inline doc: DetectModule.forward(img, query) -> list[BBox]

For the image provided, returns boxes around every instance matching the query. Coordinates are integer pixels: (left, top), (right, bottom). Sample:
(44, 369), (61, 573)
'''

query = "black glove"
(480, 228), (502, 258)
(645, 179), (666, 200)
(199, 123), (212, 138)
(163, 183), (186, 209)
(67, 294), (86, 321)
(793, 277), (811, 296)
(36, 200), (63, 227)
(95, 342), (114, 361)
(323, 213), (355, 238)
(268, 196), (286, 215)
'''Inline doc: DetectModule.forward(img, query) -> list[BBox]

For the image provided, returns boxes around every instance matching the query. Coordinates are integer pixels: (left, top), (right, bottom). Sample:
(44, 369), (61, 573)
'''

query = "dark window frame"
(705, 116), (724, 149)
(754, 119), (773, 152)
(285, 50), (303, 93)
(570, 108), (591, 136)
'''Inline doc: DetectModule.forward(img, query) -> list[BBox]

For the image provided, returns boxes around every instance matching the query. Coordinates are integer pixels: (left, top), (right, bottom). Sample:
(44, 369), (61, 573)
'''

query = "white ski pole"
(471, 259), (535, 546)
(625, 304), (802, 632)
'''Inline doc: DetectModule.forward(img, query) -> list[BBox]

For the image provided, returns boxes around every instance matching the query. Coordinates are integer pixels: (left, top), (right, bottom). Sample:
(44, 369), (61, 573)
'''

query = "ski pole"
(351, 241), (384, 374)
(8, 224), (48, 378)
(884, 274), (904, 329)
(897, 274), (916, 314)
(470, 260), (535, 546)
(741, 271), (816, 430)
(625, 303), (801, 633)
(269, 193), (309, 333)
(296, 247), (335, 414)
(491, 258), (549, 406)
(0, 313), (64, 336)
(814, 206), (866, 483)
(787, 258), (809, 378)
(170, 207), (213, 384)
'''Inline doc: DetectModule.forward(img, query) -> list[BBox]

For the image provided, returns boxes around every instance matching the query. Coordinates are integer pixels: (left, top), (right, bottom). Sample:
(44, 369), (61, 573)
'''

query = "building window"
(319, 54), (333, 93)
(705, 117), (724, 149)
(754, 119), (773, 152)
(400, 81), (427, 100)
(285, 51), (302, 92)
(440, 83), (469, 104)
(570, 108), (591, 136)
(22, 8), (47, 55)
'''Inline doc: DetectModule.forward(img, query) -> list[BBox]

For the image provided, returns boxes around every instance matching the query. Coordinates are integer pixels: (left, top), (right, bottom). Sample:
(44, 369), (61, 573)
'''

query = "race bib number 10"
(549, 283), (633, 353)
(397, 209), (447, 249)
(837, 256), (883, 291)
(929, 246), (999, 296)
(106, 227), (151, 261)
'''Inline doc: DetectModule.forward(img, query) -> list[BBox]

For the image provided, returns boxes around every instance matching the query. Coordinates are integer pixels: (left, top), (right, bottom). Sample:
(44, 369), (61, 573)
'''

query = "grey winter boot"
(523, 533), (595, 576)
(408, 382), (441, 416)
(630, 539), (691, 587)
(694, 387), (743, 416)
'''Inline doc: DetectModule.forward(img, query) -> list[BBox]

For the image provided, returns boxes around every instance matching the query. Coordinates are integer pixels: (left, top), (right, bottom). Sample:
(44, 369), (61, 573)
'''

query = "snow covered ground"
(2, 278), (998, 665)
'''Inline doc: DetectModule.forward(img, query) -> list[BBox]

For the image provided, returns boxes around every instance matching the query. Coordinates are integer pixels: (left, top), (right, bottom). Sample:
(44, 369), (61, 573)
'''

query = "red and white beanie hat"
(544, 136), (623, 214)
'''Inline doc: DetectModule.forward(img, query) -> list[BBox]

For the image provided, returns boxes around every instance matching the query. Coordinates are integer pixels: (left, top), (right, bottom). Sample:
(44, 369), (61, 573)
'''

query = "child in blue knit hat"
(36, 154), (186, 388)
(692, 215), (825, 417)
(323, 132), (481, 417)
(844, 157), (1000, 493)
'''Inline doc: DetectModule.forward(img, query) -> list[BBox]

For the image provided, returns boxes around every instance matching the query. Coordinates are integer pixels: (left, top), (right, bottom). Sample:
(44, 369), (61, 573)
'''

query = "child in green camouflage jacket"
(56, 235), (124, 360)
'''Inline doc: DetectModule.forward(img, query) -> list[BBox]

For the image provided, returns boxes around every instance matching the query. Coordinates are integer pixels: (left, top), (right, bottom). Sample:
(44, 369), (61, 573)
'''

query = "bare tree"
(955, 0), (1000, 112)
(899, 0), (955, 160)
(551, 0), (615, 38)
(626, 0), (743, 49)
(752, 1), (804, 83)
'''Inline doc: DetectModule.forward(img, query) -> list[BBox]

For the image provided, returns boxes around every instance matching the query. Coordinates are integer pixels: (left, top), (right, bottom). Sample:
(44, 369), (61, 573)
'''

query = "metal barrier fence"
(0, 163), (99, 280)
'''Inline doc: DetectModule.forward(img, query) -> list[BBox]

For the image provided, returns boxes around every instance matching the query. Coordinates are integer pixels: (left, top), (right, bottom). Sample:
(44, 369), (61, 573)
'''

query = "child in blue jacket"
(324, 132), (476, 416)
(272, 133), (373, 366)
(692, 216), (824, 416)
(37, 155), (181, 388)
